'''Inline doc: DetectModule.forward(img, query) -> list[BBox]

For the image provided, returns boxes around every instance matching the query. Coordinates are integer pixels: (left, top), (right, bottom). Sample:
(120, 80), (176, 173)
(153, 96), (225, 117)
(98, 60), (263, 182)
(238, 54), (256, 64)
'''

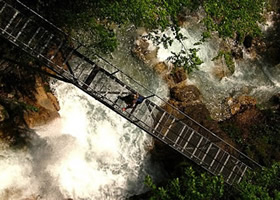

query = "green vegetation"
(143, 25), (203, 74)
(167, 48), (203, 74)
(22, 103), (39, 112)
(92, 0), (200, 29)
(145, 166), (224, 200)
(220, 109), (280, 167)
(219, 123), (243, 145)
(212, 51), (235, 74)
(203, 0), (266, 42)
(25, 0), (267, 73)
(27, 0), (199, 53)
(144, 163), (280, 200)
(24, 0), (203, 72)
(23, 0), (268, 74)
(237, 162), (280, 200)
(247, 110), (280, 166)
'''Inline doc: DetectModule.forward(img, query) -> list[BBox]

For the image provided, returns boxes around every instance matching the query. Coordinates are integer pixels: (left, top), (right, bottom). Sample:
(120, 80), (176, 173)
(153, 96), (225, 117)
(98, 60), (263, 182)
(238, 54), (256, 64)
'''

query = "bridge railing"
(92, 55), (262, 167)
(0, 0), (262, 184)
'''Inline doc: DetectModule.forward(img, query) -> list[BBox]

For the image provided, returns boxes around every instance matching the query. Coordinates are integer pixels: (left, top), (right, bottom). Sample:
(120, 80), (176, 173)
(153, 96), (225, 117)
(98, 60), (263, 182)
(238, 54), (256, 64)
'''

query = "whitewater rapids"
(0, 80), (166, 200)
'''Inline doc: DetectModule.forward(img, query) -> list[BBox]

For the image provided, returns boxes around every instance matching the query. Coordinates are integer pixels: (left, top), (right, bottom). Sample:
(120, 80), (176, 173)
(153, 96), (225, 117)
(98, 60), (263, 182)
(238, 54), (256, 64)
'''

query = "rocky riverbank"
(132, 11), (280, 171)
(0, 53), (60, 147)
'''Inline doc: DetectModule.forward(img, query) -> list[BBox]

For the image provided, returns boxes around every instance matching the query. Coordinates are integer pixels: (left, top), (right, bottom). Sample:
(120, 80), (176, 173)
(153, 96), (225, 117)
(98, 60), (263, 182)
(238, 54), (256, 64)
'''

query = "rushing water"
(0, 25), (169, 200)
(1, 9), (279, 200)
(155, 14), (280, 120)
(0, 79), (167, 200)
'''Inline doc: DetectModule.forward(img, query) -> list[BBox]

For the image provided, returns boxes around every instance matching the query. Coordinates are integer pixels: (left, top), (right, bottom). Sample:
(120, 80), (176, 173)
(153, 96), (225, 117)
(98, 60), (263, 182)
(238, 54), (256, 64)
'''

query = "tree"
(144, 162), (280, 200)
(145, 166), (224, 200)
(202, 0), (266, 42)
(236, 162), (280, 200)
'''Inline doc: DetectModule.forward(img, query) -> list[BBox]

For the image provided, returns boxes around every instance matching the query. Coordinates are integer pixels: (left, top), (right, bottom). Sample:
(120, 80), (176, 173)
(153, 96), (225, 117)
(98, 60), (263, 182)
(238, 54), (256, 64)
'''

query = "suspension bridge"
(0, 0), (261, 185)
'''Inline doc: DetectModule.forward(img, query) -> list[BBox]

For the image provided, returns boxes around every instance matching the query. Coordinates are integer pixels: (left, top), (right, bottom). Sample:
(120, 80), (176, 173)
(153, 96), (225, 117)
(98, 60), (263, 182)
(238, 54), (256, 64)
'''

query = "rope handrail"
(11, 0), (262, 169)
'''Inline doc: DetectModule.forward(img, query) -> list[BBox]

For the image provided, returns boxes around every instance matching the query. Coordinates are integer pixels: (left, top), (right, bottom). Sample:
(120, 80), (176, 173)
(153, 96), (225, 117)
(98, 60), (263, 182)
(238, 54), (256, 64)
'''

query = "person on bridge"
(120, 93), (144, 112)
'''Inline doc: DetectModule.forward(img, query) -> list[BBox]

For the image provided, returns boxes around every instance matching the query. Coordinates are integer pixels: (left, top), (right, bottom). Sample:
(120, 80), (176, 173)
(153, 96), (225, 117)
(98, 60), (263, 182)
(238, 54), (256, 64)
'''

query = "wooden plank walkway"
(0, 0), (261, 185)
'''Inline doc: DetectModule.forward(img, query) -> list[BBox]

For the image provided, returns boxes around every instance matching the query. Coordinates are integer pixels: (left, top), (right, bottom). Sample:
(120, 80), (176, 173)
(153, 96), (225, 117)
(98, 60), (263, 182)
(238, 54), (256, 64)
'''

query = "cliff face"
(0, 54), (60, 147)
(22, 76), (60, 128)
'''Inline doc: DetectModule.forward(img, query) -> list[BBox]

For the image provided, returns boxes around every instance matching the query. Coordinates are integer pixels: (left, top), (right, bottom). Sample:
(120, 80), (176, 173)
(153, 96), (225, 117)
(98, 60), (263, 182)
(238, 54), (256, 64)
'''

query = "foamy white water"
(0, 80), (166, 200)
(154, 14), (280, 120)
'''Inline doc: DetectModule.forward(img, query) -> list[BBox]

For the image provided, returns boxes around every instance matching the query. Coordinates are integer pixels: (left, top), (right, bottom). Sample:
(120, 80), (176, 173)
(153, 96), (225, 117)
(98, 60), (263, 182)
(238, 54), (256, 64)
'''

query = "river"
(1, 9), (279, 200)
(156, 13), (280, 120)
(0, 25), (169, 199)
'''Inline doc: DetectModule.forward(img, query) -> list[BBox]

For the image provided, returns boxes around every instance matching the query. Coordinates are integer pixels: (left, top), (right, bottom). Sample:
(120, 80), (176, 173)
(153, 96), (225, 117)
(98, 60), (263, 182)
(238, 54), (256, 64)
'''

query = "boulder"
(226, 96), (257, 115)
(212, 63), (230, 80)
(23, 76), (60, 128)
(153, 62), (169, 75)
(132, 38), (158, 64)
(164, 67), (187, 88)
(169, 67), (187, 84)
(170, 85), (201, 103)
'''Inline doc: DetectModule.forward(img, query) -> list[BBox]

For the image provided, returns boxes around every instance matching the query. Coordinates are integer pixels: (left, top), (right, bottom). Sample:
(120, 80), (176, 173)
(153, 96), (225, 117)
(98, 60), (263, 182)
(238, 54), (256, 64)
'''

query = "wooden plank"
(153, 112), (166, 133)
(27, 27), (42, 46)
(182, 130), (195, 151)
(209, 148), (221, 169)
(173, 125), (187, 147)
(190, 136), (204, 159)
(237, 166), (248, 183)
(200, 143), (213, 164)
(32, 29), (47, 50)
(163, 118), (175, 139)
(50, 39), (64, 60)
(14, 19), (30, 41)
(39, 33), (54, 54)
(62, 48), (75, 65)
(0, 3), (6, 15)
(226, 159), (239, 184)
(2, 11), (18, 33)
(82, 66), (100, 89)
(219, 154), (230, 174)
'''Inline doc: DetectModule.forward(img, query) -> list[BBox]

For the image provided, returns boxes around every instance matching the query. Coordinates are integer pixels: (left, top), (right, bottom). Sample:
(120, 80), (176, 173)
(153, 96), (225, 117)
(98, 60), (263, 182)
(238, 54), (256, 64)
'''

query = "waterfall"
(0, 24), (169, 199)
(0, 79), (167, 200)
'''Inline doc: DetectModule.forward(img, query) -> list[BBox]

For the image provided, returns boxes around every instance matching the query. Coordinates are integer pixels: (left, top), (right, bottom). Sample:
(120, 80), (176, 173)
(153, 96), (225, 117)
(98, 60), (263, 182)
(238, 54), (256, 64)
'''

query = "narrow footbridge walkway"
(0, 0), (261, 185)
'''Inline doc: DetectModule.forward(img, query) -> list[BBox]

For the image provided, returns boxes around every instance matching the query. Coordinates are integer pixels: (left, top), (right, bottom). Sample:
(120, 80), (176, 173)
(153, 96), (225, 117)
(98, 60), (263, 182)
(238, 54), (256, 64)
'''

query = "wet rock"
(23, 76), (60, 128)
(170, 85), (201, 103)
(154, 62), (169, 75)
(0, 104), (9, 122)
(212, 63), (230, 80)
(7, 93), (14, 98)
(132, 38), (158, 64)
(169, 67), (187, 84)
(164, 68), (187, 88)
(238, 95), (257, 106)
(226, 96), (257, 115)
(153, 62), (188, 88)
(211, 51), (237, 79)
(234, 107), (261, 127)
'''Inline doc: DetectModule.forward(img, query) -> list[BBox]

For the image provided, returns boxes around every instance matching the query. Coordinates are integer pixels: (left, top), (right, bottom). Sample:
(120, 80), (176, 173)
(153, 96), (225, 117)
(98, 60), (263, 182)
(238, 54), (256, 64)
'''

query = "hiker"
(120, 93), (137, 111)
(135, 93), (144, 106)
(119, 93), (144, 111)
